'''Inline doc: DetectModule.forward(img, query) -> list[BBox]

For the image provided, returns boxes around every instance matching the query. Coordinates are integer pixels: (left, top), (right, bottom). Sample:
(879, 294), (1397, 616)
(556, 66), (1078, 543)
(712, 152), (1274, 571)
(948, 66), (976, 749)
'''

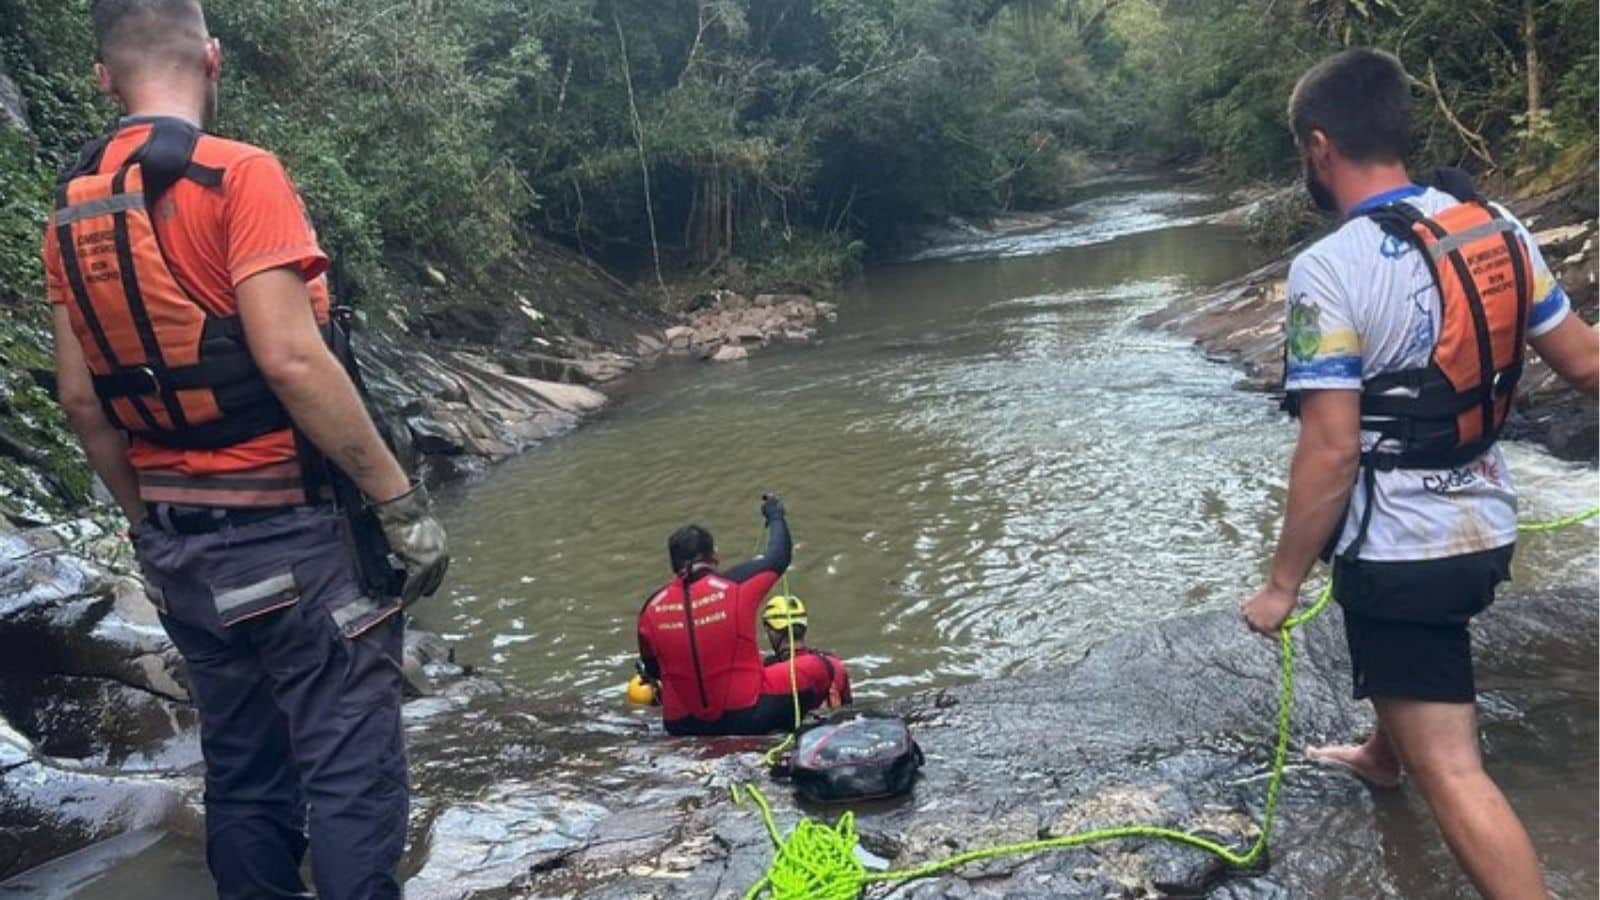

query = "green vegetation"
(0, 0), (1593, 515)
(3, 0), (1595, 299)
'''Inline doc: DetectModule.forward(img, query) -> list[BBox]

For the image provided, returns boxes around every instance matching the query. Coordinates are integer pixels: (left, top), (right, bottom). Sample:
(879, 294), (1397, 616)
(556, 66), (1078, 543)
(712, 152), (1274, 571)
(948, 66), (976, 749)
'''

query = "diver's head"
(762, 594), (809, 654)
(1287, 47), (1412, 216)
(667, 525), (716, 576)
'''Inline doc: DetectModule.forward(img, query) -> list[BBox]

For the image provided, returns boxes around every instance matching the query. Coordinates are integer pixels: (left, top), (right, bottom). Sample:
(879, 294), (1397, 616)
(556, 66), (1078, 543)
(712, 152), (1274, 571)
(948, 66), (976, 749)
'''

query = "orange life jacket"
(1357, 175), (1532, 472)
(53, 120), (291, 452)
(1325, 172), (1534, 563)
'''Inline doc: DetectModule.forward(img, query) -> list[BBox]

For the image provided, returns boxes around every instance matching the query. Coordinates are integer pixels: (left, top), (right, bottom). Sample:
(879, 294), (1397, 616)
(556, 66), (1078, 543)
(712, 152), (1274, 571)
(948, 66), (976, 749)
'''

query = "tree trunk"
(1523, 0), (1541, 128)
(613, 11), (666, 292)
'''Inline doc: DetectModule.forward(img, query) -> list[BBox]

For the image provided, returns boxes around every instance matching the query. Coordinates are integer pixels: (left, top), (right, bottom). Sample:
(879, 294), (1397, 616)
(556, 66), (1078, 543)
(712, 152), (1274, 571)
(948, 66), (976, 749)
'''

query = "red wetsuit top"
(638, 515), (791, 734)
(763, 647), (854, 710)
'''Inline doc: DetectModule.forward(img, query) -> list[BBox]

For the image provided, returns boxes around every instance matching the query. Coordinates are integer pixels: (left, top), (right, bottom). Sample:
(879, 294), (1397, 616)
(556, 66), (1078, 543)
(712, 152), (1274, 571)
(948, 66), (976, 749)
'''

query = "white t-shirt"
(1283, 185), (1571, 561)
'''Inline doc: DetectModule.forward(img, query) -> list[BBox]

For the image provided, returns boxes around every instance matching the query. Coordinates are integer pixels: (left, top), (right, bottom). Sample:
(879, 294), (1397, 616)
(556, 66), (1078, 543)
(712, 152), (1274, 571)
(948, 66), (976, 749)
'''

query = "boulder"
(0, 725), (195, 881)
(662, 326), (696, 352)
(710, 345), (749, 363)
(405, 785), (610, 900)
(0, 526), (195, 771)
(728, 324), (767, 345)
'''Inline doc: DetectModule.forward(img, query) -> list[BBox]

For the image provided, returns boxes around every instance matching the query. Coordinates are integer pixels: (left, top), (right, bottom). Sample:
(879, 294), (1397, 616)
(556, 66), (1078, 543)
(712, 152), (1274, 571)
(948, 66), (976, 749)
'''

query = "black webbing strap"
(109, 165), (190, 431)
(1490, 204), (1530, 403)
(57, 135), (111, 185)
(1413, 210), (1498, 443)
(54, 182), (160, 432)
(90, 352), (269, 397)
(128, 120), (222, 206)
(1341, 456), (1382, 563)
(128, 404), (294, 451)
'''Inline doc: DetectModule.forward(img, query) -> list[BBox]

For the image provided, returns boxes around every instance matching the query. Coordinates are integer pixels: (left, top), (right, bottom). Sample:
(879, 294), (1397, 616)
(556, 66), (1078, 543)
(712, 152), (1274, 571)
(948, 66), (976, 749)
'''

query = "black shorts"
(1333, 544), (1514, 703)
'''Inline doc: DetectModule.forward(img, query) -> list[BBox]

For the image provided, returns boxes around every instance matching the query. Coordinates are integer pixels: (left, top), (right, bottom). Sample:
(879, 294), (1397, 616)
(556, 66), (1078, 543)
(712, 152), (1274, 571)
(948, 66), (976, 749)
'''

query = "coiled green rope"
(735, 506), (1598, 899)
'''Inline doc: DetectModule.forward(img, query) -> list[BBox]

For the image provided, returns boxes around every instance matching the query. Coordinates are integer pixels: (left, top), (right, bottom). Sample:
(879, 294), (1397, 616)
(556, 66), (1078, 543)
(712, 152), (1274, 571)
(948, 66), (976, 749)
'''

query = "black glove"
(761, 493), (786, 523)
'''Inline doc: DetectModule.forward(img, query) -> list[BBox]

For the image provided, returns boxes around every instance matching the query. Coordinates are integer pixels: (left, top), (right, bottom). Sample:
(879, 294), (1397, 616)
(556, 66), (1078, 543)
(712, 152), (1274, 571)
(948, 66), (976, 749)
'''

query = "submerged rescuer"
(43, 2), (449, 897)
(636, 495), (854, 735)
(1242, 48), (1599, 900)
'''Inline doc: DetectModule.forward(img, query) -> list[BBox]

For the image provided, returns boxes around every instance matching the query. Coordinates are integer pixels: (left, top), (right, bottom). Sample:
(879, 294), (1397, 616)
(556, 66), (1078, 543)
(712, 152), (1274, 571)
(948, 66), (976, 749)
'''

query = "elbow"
(1575, 362), (1599, 396)
(1301, 431), (1361, 480)
(254, 345), (321, 395)
(1329, 437), (1362, 477)
(58, 386), (103, 432)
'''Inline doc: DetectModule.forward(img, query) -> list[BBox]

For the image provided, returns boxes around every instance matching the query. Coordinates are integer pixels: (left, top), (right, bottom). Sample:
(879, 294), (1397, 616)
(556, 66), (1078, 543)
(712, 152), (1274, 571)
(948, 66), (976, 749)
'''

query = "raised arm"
(723, 495), (792, 584)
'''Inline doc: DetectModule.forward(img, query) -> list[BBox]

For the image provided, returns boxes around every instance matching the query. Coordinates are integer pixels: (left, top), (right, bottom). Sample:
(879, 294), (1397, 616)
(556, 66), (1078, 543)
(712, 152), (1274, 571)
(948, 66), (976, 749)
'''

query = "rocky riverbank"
(1142, 175), (1600, 461)
(388, 585), (1593, 899)
(7, 513), (1593, 897)
(321, 258), (839, 485)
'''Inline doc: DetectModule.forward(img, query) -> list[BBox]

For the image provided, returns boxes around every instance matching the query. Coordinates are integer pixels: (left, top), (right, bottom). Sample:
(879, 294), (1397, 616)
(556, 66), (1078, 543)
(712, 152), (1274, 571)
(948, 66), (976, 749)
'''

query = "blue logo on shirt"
(1380, 235), (1413, 259)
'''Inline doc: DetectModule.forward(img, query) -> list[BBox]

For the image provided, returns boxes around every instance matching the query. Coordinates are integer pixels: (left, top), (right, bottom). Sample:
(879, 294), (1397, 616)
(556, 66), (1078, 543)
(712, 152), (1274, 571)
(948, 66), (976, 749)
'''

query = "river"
(28, 175), (1598, 899)
(424, 176), (1594, 706)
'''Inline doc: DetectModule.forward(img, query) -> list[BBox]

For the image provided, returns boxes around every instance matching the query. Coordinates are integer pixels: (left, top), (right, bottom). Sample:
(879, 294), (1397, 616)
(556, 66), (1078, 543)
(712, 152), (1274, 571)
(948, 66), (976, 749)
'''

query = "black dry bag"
(781, 713), (923, 805)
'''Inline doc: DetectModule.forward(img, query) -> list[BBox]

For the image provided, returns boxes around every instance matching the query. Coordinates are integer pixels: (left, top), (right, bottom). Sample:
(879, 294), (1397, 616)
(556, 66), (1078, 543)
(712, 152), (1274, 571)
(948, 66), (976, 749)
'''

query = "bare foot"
(1307, 743), (1403, 789)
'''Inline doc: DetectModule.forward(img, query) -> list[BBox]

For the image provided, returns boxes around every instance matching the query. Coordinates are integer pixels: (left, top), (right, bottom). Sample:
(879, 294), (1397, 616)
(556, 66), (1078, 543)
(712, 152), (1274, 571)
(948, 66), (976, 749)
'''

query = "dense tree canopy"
(2, 0), (1594, 304)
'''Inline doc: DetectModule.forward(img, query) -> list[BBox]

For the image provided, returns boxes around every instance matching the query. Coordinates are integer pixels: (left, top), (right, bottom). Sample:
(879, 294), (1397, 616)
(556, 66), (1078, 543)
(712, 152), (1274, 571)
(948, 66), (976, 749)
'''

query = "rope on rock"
(735, 506), (1598, 899)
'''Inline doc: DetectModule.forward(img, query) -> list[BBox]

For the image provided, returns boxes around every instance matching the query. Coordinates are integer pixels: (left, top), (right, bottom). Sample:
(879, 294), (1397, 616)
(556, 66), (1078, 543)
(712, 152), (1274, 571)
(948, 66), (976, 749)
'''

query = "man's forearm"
(268, 349), (410, 503)
(67, 416), (143, 523)
(1269, 441), (1359, 592)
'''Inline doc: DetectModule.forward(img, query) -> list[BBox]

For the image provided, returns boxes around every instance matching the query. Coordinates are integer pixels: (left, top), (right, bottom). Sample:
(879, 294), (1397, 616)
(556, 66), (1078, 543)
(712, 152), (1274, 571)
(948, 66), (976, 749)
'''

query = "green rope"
(736, 507), (1598, 899)
(1511, 505), (1599, 532)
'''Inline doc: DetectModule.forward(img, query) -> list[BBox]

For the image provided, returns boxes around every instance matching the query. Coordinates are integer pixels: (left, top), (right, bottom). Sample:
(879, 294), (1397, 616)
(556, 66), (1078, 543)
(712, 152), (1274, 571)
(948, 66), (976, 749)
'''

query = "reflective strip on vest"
(137, 460), (308, 508)
(55, 192), (147, 226)
(1426, 219), (1515, 262)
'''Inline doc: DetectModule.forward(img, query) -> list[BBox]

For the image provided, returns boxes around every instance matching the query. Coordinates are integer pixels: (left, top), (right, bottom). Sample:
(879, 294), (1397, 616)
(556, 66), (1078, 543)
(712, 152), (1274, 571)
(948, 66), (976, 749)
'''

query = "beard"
(205, 80), (220, 128)
(1303, 159), (1338, 214)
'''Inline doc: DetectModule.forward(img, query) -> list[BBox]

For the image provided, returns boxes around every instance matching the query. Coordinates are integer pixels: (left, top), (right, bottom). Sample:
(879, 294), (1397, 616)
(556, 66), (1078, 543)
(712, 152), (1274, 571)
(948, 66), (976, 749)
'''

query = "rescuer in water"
(635, 495), (853, 735)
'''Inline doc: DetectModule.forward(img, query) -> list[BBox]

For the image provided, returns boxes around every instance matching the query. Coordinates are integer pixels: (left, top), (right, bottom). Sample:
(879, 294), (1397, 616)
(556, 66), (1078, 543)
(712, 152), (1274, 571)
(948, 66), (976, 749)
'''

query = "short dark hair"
(1288, 47), (1412, 163)
(668, 525), (715, 574)
(92, 0), (208, 75)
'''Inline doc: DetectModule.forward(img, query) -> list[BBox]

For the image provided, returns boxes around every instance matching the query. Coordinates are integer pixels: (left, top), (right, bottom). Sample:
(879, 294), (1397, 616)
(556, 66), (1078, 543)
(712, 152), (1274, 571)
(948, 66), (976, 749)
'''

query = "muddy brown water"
(24, 176), (1598, 898)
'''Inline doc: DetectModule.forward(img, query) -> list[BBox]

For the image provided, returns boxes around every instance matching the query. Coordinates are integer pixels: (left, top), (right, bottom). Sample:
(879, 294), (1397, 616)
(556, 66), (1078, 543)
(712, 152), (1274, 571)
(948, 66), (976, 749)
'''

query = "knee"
(1402, 749), (1488, 793)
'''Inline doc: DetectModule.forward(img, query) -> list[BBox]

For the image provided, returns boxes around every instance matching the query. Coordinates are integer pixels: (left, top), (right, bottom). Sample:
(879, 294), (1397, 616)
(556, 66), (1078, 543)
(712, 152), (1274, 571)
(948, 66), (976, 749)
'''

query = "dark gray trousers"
(134, 507), (407, 900)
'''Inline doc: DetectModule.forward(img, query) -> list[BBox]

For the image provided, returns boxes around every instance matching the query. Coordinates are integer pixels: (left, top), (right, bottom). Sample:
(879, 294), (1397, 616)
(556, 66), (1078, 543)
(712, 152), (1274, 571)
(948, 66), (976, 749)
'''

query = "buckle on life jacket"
(132, 365), (163, 397)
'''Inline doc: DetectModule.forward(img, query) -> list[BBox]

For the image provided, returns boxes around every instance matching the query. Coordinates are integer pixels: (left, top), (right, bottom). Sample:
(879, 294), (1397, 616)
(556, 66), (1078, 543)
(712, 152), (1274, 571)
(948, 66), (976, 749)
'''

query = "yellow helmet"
(762, 594), (808, 631)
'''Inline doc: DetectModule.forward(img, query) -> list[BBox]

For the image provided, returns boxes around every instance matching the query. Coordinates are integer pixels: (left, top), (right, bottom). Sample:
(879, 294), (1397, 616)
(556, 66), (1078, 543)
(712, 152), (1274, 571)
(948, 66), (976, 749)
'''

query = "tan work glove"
(372, 482), (450, 607)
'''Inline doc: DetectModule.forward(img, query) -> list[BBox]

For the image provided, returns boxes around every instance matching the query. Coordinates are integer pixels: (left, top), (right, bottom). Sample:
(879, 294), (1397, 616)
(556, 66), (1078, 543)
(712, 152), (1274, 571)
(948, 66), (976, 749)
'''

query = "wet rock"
(458, 587), (1594, 899)
(710, 345), (749, 363)
(674, 290), (833, 363)
(405, 785), (609, 899)
(0, 525), (194, 770)
(402, 628), (473, 699)
(0, 719), (196, 881)
(663, 326), (696, 353)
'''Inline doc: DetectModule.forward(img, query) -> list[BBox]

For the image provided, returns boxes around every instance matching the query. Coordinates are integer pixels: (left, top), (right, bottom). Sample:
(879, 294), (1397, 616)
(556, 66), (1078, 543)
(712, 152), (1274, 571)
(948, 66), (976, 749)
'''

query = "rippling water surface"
(424, 180), (1596, 707)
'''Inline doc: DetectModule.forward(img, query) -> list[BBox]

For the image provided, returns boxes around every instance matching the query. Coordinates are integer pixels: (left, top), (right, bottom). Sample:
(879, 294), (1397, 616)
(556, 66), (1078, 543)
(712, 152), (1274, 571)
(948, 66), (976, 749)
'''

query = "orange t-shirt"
(43, 117), (330, 475)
